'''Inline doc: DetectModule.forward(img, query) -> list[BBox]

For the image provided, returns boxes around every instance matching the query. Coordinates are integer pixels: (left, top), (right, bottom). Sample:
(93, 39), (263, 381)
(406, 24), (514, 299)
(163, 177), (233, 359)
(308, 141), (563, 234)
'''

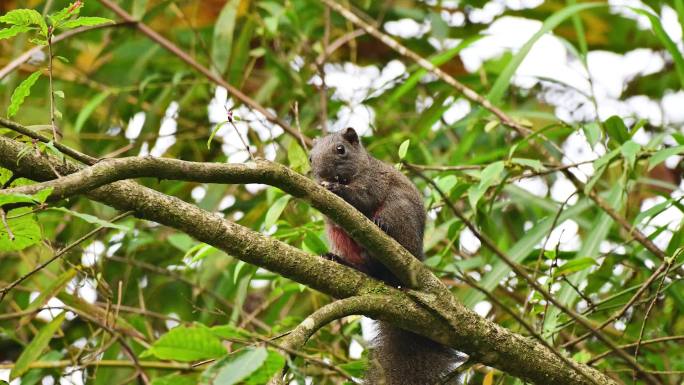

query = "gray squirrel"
(309, 127), (461, 385)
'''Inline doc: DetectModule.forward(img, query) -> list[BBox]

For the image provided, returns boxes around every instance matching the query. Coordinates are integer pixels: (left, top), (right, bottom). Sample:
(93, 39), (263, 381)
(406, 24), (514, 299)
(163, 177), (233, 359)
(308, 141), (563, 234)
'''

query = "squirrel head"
(309, 127), (367, 185)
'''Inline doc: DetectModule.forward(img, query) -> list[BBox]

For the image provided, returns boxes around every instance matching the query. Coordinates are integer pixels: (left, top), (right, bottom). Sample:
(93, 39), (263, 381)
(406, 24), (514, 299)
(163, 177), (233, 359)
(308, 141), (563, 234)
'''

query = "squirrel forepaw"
(321, 181), (345, 195)
(372, 217), (390, 233)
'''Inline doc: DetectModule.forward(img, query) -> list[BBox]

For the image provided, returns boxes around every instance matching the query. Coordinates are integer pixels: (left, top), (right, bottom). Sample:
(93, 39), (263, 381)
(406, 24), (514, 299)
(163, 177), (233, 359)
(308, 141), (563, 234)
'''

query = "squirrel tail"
(366, 322), (463, 385)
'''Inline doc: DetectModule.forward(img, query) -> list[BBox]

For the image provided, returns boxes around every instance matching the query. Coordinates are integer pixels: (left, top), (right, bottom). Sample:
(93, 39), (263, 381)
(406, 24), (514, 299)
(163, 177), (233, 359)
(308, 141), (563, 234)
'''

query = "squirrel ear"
(342, 127), (359, 145)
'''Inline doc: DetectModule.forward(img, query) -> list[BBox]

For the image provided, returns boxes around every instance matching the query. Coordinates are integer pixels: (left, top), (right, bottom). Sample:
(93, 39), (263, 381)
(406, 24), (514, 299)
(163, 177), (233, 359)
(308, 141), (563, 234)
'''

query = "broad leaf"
(0, 207), (42, 251)
(141, 325), (226, 362)
(0, 9), (47, 35)
(201, 347), (268, 385)
(0, 25), (31, 40)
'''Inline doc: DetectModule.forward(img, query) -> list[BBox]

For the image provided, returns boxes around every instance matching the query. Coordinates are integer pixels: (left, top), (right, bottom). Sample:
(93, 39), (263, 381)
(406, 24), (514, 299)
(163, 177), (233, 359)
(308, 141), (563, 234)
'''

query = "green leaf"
(210, 324), (249, 340)
(10, 312), (66, 380)
(483, 120), (499, 133)
(57, 17), (113, 30)
(435, 175), (458, 196)
(263, 195), (291, 229)
(150, 374), (197, 385)
(383, 36), (481, 110)
(0, 9), (47, 36)
(0, 207), (42, 252)
(207, 121), (228, 149)
(553, 257), (597, 277)
(151, 374), (197, 385)
(287, 139), (310, 174)
(582, 122), (601, 147)
(511, 158), (545, 172)
(0, 193), (41, 207)
(201, 347), (268, 385)
(132, 0), (149, 19)
(0, 25), (31, 40)
(141, 325), (226, 362)
(620, 140), (640, 168)
(20, 269), (77, 327)
(398, 139), (410, 160)
(7, 71), (42, 118)
(649, 145), (684, 171)
(245, 349), (286, 385)
(212, 0), (240, 75)
(631, 7), (684, 89)
(543, 184), (622, 338)
(467, 161), (504, 209)
(49, 2), (83, 25)
(463, 199), (593, 307)
(302, 229), (328, 255)
(429, 12), (448, 40)
(49, 207), (130, 232)
(487, 3), (605, 105)
(603, 115), (630, 145)
(74, 91), (110, 133)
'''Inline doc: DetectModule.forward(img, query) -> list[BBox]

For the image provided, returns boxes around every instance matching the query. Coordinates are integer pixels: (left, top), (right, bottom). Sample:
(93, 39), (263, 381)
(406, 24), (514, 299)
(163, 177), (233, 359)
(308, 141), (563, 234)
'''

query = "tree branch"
(0, 133), (618, 385)
(0, 156), (432, 291)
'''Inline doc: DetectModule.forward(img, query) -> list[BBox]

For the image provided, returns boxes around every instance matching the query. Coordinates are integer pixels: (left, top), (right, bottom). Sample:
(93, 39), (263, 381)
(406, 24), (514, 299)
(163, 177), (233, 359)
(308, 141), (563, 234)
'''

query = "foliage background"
(0, 0), (683, 384)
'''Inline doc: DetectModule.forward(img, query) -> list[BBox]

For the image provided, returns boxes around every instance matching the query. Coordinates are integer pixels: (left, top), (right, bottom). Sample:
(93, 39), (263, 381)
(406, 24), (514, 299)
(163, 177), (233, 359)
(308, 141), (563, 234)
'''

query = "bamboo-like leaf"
(74, 91), (110, 133)
(212, 0), (240, 75)
(631, 7), (684, 89)
(263, 195), (291, 231)
(486, 3), (605, 106)
(10, 312), (66, 380)
(462, 199), (593, 307)
(648, 145), (684, 171)
(19, 269), (77, 327)
(542, 184), (622, 338)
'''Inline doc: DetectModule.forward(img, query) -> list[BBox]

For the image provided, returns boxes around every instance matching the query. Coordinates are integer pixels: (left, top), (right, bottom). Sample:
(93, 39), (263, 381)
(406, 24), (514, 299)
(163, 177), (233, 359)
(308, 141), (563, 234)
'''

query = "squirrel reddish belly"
(309, 127), (461, 385)
(326, 225), (367, 272)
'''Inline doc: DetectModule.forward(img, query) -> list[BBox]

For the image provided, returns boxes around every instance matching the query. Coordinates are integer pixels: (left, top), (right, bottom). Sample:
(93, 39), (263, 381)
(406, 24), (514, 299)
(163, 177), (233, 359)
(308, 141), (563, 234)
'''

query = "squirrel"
(310, 127), (461, 385)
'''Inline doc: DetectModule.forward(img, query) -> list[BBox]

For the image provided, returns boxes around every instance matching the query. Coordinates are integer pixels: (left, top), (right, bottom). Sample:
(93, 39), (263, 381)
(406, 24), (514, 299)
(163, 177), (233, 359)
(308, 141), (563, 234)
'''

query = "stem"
(47, 28), (58, 142)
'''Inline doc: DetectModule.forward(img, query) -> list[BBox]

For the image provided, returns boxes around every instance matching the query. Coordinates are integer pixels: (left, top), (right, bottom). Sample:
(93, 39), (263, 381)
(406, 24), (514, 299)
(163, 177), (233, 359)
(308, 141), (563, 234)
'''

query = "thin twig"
(96, 0), (311, 147)
(406, 164), (659, 383)
(0, 22), (131, 80)
(588, 335), (684, 365)
(455, 268), (600, 385)
(321, 0), (531, 135)
(0, 211), (132, 303)
(0, 208), (15, 241)
(632, 253), (677, 383)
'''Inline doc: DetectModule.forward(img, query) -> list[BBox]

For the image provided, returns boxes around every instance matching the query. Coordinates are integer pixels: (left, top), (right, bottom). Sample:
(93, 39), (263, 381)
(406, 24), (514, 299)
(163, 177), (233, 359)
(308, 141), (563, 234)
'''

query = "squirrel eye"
(336, 144), (346, 155)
